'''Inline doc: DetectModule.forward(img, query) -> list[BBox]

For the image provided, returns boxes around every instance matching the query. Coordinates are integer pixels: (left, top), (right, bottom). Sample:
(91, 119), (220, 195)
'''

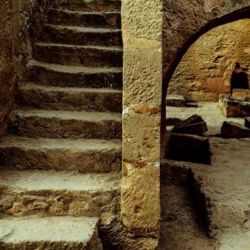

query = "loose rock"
(172, 115), (208, 136)
(221, 121), (250, 138)
(167, 133), (211, 164)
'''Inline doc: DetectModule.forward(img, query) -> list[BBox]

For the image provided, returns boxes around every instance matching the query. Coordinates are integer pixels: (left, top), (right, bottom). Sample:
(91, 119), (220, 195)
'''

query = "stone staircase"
(0, 0), (122, 249)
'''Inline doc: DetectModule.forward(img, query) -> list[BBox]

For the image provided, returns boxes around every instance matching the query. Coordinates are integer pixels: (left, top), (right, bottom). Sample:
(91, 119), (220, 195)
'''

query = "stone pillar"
(121, 0), (163, 241)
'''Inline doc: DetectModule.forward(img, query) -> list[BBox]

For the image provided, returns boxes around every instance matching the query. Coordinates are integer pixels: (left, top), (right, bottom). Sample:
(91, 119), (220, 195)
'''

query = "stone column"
(121, 0), (163, 242)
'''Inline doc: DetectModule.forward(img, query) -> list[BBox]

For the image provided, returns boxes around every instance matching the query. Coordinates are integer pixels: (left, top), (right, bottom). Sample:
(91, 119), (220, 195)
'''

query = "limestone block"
(221, 121), (250, 138)
(172, 115), (208, 136)
(121, 162), (160, 235)
(167, 133), (211, 164)
(121, 0), (162, 238)
(219, 94), (250, 117)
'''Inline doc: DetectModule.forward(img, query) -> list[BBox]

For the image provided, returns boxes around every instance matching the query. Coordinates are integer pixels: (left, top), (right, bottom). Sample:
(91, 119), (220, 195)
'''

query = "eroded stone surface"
(0, 216), (103, 250)
(0, 170), (120, 218)
(219, 94), (250, 118)
(0, 0), (14, 135)
(121, 0), (162, 240)
(168, 20), (250, 102)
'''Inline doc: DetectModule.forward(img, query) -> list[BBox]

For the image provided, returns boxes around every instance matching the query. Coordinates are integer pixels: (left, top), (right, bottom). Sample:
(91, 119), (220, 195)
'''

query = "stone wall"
(163, 0), (250, 83)
(168, 19), (250, 101)
(121, 0), (162, 248)
(0, 1), (14, 135)
(0, 0), (48, 135)
(11, 0), (49, 81)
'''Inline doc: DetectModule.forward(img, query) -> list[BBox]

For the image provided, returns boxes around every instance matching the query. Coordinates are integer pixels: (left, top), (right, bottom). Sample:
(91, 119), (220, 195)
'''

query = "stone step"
(49, 0), (121, 12)
(33, 43), (123, 67)
(41, 24), (122, 47)
(0, 216), (102, 249)
(0, 170), (120, 217)
(48, 8), (121, 28)
(28, 60), (122, 89)
(10, 109), (122, 140)
(0, 136), (121, 172)
(17, 83), (122, 113)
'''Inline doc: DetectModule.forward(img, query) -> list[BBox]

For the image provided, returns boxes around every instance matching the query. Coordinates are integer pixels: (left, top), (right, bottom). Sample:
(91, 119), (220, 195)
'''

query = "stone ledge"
(219, 94), (250, 118)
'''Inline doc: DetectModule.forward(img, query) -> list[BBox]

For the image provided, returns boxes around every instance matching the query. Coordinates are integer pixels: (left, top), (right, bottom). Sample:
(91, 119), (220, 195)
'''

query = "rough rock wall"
(121, 0), (162, 248)
(163, 0), (250, 83)
(0, 1), (14, 135)
(168, 19), (250, 101)
(0, 0), (48, 135)
(11, 0), (48, 81)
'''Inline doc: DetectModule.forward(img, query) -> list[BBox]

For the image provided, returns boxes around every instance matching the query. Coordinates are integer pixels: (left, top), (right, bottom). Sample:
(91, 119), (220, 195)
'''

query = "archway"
(121, 1), (250, 248)
(160, 16), (250, 249)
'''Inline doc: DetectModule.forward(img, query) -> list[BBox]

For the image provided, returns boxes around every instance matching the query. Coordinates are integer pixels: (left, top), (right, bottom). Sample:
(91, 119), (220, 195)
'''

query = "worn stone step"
(50, 0), (121, 12)
(48, 9), (121, 28)
(10, 109), (122, 140)
(0, 170), (120, 217)
(41, 24), (122, 47)
(17, 83), (122, 113)
(0, 216), (102, 249)
(0, 136), (121, 172)
(28, 60), (122, 89)
(33, 43), (123, 67)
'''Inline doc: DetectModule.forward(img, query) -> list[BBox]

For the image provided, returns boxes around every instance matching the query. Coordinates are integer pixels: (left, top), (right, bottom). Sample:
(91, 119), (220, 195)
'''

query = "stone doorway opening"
(160, 17), (250, 250)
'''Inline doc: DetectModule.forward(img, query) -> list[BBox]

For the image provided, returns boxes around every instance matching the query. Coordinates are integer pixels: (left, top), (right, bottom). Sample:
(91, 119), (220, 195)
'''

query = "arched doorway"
(121, 1), (250, 248)
(160, 16), (250, 249)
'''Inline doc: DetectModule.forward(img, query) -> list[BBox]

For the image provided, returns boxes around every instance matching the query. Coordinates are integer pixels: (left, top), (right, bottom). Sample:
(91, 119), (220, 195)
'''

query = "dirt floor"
(159, 183), (216, 250)
(159, 102), (250, 250)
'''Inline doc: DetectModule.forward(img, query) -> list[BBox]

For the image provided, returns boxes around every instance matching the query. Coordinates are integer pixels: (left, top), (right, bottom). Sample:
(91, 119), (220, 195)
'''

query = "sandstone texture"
(0, 216), (103, 250)
(219, 94), (250, 117)
(0, 170), (120, 218)
(168, 20), (250, 102)
(0, 0), (14, 135)
(0, 0), (122, 249)
(1, 0), (250, 248)
(121, 0), (162, 241)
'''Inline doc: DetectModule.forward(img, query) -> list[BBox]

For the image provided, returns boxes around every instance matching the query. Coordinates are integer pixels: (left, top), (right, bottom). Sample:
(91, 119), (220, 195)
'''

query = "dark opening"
(230, 62), (249, 93)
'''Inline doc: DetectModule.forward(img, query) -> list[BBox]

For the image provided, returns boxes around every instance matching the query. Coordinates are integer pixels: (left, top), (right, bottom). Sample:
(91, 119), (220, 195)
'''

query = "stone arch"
(121, 1), (250, 248)
(162, 4), (250, 147)
(163, 6), (250, 89)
